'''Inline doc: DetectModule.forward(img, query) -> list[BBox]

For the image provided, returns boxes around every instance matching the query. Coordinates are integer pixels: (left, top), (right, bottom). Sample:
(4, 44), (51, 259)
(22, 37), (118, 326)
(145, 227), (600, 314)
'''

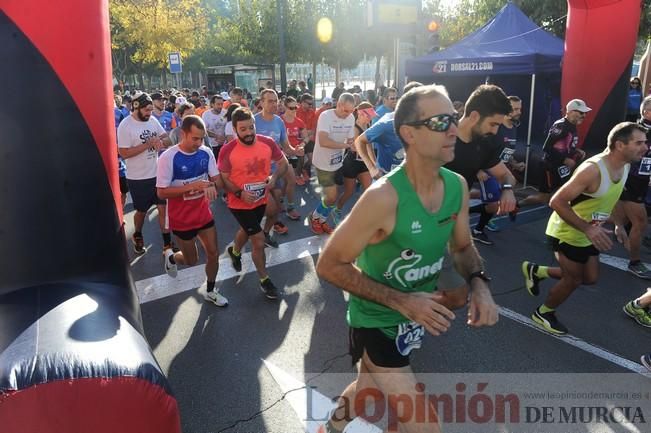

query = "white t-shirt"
(117, 115), (166, 180)
(312, 109), (355, 171)
(202, 109), (228, 148)
(224, 121), (234, 139)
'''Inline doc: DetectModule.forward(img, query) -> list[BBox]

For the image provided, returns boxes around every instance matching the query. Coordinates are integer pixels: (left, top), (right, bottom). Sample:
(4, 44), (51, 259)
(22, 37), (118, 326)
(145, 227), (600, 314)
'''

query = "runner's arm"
(318, 131), (351, 149)
(316, 183), (455, 336)
(157, 181), (212, 199)
(354, 133), (379, 177)
(447, 175), (498, 327)
(118, 141), (151, 159)
(485, 161), (517, 213)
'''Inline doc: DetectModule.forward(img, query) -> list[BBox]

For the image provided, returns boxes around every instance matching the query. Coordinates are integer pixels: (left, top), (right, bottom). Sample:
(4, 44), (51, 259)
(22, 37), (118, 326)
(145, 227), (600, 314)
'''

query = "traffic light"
(427, 19), (440, 53)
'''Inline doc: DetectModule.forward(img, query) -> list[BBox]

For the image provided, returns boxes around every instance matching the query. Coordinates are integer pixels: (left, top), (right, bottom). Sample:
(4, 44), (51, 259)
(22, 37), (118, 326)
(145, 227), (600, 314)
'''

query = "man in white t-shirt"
(202, 95), (228, 160)
(309, 93), (356, 234)
(117, 92), (173, 255)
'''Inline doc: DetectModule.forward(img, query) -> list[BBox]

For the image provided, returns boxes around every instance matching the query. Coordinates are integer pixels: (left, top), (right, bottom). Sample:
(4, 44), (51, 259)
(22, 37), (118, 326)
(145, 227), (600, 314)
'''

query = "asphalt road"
(126, 180), (651, 433)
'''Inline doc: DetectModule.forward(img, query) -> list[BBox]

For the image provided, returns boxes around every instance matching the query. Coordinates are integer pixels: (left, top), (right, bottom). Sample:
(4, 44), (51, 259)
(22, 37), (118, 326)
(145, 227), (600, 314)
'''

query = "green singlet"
(347, 164), (462, 338)
(546, 153), (630, 247)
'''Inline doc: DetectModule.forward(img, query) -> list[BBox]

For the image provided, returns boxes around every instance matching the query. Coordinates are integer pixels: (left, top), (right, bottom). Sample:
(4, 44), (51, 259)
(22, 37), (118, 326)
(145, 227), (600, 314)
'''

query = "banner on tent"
(433, 60), (494, 74)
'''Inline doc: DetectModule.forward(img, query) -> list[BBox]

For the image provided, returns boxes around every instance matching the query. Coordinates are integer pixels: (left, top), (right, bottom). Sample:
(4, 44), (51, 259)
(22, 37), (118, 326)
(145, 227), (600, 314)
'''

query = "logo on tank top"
(383, 249), (444, 288)
(411, 221), (422, 234)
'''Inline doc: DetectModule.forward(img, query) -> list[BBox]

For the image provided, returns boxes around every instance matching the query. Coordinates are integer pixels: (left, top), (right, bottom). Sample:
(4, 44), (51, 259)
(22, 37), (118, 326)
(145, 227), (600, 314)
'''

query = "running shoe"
(205, 289), (229, 307)
(264, 232), (279, 248)
(273, 221), (289, 234)
(471, 228), (493, 245)
(260, 278), (280, 300)
(628, 262), (651, 280)
(132, 234), (146, 255)
(309, 214), (324, 235)
(623, 301), (651, 327)
(163, 248), (177, 278)
(531, 308), (568, 335)
(286, 208), (301, 221)
(227, 246), (242, 272)
(522, 261), (544, 296)
(485, 221), (500, 232)
(332, 208), (343, 227)
(302, 170), (310, 182)
(163, 242), (180, 253)
(641, 354), (651, 372)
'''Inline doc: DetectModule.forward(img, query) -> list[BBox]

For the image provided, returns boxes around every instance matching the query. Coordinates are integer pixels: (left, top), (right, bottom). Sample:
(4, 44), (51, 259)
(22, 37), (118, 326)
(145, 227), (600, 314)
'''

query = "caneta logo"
(383, 249), (443, 288)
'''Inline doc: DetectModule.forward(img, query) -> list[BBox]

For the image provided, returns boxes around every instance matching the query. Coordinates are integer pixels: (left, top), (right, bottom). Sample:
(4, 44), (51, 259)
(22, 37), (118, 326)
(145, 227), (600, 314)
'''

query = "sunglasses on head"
(404, 113), (458, 132)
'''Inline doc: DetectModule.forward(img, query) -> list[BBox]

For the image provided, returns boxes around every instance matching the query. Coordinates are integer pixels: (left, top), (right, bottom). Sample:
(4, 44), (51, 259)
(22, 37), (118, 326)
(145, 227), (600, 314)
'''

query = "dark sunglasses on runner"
(286, 106), (297, 110)
(404, 113), (458, 132)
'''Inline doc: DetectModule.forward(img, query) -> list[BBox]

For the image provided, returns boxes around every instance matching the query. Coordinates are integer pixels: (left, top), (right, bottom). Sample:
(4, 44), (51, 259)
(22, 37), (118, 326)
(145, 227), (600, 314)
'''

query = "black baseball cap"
(151, 92), (165, 101)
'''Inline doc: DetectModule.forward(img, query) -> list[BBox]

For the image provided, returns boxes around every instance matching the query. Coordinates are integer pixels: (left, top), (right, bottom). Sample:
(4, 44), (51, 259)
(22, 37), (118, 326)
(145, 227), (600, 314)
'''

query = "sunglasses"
(404, 113), (458, 132)
(387, 96), (398, 101)
(286, 106), (297, 110)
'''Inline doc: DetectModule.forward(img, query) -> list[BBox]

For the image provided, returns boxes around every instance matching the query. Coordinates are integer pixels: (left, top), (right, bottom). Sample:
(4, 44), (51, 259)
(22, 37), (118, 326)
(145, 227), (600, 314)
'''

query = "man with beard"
(444, 84), (517, 246)
(117, 92), (173, 255)
(157, 115), (228, 307)
(522, 123), (647, 335)
(521, 99), (591, 206)
(613, 96), (651, 279)
(218, 107), (289, 300)
(476, 95), (524, 233)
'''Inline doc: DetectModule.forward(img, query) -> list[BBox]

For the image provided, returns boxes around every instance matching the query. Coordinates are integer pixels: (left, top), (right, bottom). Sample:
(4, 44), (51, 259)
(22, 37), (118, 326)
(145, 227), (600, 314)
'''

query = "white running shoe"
(163, 248), (178, 278)
(205, 289), (229, 307)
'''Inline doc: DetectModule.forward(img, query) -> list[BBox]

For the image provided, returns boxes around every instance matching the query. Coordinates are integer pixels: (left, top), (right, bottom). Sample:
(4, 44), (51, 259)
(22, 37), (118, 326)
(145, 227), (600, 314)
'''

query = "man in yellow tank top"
(522, 122), (648, 335)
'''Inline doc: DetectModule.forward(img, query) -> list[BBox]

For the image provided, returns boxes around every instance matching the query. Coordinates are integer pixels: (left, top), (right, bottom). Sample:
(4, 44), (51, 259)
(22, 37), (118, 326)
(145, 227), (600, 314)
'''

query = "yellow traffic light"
(427, 20), (439, 32)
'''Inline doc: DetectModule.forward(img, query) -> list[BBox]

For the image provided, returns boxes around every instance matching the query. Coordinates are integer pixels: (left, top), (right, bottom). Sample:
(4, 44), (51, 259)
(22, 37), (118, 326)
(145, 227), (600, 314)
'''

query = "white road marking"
(263, 360), (380, 433)
(135, 234), (649, 373)
(499, 307), (651, 375)
(600, 254), (650, 273)
(135, 235), (325, 304)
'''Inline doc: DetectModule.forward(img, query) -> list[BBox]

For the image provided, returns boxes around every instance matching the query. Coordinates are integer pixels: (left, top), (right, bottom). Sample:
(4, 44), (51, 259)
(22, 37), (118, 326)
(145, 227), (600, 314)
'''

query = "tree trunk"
(162, 69), (168, 88)
(137, 72), (145, 90)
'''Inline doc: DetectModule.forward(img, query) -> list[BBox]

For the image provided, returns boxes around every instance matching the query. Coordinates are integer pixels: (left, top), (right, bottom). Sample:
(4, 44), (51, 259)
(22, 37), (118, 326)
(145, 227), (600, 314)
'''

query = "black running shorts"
(172, 220), (215, 241)
(127, 177), (165, 212)
(620, 176), (649, 204)
(342, 152), (369, 179)
(349, 327), (411, 368)
(119, 176), (129, 194)
(548, 235), (599, 264)
(229, 205), (266, 236)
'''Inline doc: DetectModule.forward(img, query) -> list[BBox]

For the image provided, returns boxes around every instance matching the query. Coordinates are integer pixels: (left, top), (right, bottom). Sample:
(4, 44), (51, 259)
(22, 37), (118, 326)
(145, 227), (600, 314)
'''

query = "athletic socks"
(539, 304), (555, 314)
(314, 199), (333, 221)
(475, 205), (494, 232)
(534, 265), (549, 279)
(162, 232), (172, 246)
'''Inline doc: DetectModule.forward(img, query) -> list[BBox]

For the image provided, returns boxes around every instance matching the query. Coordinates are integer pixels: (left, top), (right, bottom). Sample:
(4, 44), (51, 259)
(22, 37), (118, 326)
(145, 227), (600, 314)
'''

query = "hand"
(614, 225), (630, 251)
(476, 171), (490, 182)
(575, 148), (586, 160)
(344, 138), (354, 148)
(467, 283), (499, 327)
(265, 176), (276, 193)
(145, 137), (163, 151)
(187, 180), (212, 193)
(512, 161), (526, 172)
(294, 145), (305, 157)
(563, 158), (576, 169)
(204, 184), (218, 201)
(399, 292), (456, 336)
(241, 190), (257, 203)
(497, 189), (517, 214)
(370, 166), (384, 180)
(585, 224), (613, 251)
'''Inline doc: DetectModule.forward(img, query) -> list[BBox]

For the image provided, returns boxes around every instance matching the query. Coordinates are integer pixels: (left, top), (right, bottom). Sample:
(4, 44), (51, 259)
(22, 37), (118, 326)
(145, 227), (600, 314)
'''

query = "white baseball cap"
(566, 99), (592, 113)
(220, 91), (231, 101)
(175, 96), (187, 105)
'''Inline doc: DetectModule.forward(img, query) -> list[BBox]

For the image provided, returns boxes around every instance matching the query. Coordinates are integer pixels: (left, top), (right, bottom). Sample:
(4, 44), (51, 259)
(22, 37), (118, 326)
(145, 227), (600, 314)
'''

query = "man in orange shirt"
(218, 107), (289, 300)
(296, 93), (317, 181)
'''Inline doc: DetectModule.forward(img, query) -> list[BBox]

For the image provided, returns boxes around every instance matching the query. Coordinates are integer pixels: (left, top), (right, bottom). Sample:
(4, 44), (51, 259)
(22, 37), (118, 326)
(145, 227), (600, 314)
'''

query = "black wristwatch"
(468, 270), (491, 284)
(234, 189), (243, 198)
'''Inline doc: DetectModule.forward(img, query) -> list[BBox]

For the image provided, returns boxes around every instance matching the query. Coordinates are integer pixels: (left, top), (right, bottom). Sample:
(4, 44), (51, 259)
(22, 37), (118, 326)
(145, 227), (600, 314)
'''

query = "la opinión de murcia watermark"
(305, 382), (647, 430)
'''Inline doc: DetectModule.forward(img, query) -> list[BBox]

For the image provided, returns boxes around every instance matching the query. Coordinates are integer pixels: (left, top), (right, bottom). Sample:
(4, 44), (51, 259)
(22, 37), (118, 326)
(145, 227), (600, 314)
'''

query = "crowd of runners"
(114, 79), (651, 432)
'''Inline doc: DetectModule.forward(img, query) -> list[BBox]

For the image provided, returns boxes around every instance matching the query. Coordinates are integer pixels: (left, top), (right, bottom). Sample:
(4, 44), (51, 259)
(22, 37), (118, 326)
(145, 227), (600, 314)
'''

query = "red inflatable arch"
(0, 1), (181, 431)
(562, 0), (643, 150)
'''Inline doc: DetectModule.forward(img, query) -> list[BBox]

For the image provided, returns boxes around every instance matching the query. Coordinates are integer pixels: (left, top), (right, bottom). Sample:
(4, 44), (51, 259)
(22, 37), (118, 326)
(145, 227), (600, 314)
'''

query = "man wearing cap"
(151, 92), (173, 132)
(522, 99), (591, 206)
(117, 92), (174, 255)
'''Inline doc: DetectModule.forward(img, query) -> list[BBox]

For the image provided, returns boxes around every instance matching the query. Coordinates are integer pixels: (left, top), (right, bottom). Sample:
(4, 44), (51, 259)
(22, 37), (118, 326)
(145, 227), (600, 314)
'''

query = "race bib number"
(590, 212), (610, 226)
(243, 181), (267, 202)
(395, 321), (425, 356)
(500, 147), (515, 163)
(558, 165), (571, 179)
(182, 174), (208, 201)
(638, 157), (651, 176)
(330, 152), (343, 166)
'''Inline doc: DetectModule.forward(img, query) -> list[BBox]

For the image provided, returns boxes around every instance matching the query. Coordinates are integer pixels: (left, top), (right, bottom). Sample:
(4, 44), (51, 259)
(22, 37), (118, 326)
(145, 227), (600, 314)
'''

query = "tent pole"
(523, 73), (536, 188)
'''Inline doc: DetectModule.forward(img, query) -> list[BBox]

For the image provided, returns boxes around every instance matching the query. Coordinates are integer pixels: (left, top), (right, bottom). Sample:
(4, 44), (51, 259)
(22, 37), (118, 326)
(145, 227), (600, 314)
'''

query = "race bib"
(330, 152), (343, 166)
(182, 174), (208, 201)
(558, 165), (571, 179)
(500, 147), (515, 163)
(243, 181), (267, 202)
(638, 157), (651, 176)
(590, 212), (610, 226)
(395, 321), (425, 356)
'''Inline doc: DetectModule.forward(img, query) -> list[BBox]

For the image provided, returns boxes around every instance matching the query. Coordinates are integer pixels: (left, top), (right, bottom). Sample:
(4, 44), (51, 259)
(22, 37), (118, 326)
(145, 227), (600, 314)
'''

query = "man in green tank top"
(316, 84), (498, 433)
(522, 122), (648, 335)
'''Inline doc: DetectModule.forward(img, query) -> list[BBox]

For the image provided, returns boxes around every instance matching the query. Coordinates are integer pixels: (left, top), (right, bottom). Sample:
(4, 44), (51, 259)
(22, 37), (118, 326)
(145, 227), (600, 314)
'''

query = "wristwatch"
(501, 184), (513, 191)
(468, 270), (491, 284)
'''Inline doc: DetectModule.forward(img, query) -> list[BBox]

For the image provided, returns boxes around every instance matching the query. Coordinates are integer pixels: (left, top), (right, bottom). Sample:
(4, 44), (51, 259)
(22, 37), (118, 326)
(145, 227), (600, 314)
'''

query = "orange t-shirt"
(217, 135), (283, 210)
(296, 107), (316, 131)
(223, 99), (249, 109)
(195, 106), (208, 117)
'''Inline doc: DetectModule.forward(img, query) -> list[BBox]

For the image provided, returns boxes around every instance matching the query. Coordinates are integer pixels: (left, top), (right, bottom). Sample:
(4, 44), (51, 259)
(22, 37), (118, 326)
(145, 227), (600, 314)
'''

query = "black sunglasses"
(286, 106), (297, 110)
(404, 113), (458, 132)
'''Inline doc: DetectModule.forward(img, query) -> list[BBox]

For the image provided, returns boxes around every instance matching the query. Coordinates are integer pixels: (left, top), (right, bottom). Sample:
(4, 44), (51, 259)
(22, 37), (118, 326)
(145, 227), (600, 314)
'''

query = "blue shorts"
(479, 174), (501, 203)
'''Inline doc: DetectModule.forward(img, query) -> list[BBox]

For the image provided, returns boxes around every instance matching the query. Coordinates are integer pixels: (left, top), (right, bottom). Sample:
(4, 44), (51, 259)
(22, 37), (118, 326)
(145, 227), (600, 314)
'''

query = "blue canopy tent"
(405, 2), (564, 186)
